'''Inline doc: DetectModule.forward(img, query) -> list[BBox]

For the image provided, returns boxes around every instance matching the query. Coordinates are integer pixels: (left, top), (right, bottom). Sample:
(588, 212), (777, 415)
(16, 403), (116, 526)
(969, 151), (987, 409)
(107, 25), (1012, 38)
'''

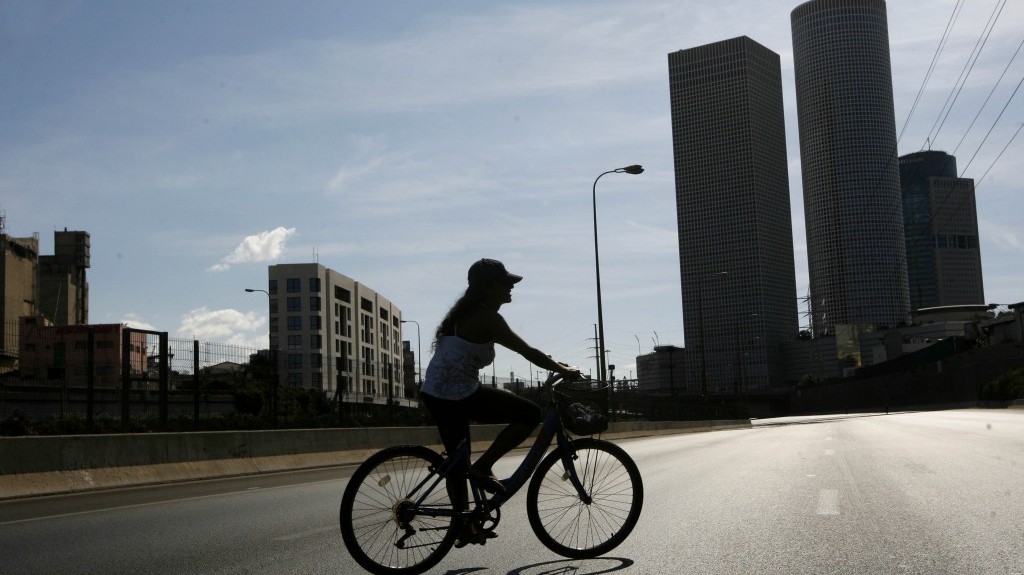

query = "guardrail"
(0, 419), (751, 500)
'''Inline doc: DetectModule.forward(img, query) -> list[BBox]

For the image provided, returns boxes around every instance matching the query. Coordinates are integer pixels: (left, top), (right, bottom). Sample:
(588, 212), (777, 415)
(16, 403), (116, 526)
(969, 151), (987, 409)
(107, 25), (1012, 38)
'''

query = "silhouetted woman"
(421, 258), (578, 545)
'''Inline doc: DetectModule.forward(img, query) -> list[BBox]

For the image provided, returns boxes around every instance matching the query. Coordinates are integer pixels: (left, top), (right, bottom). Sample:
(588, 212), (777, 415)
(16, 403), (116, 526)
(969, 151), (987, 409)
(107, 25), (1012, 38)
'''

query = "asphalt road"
(2, 409), (1022, 574)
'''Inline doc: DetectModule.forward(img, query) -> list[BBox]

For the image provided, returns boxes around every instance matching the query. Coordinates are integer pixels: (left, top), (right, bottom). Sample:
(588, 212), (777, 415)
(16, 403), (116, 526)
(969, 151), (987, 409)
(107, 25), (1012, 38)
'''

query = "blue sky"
(2, 0), (1022, 381)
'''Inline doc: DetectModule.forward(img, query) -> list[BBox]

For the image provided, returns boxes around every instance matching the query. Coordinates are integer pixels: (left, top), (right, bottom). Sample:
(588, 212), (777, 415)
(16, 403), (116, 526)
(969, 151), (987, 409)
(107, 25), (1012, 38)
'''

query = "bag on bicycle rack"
(554, 379), (609, 435)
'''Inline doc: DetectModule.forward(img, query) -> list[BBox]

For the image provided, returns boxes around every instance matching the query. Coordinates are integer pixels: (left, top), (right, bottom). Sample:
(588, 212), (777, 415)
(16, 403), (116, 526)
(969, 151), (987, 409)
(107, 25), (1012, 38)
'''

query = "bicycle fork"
(556, 432), (593, 505)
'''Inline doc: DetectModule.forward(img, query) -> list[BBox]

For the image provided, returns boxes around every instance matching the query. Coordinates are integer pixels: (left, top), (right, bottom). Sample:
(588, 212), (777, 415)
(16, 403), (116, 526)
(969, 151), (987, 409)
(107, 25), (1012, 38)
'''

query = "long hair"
(433, 283), (488, 349)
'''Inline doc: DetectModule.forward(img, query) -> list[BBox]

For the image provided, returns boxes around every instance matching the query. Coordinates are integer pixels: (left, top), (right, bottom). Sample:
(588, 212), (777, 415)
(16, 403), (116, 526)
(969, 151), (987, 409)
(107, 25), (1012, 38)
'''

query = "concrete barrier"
(0, 419), (750, 500)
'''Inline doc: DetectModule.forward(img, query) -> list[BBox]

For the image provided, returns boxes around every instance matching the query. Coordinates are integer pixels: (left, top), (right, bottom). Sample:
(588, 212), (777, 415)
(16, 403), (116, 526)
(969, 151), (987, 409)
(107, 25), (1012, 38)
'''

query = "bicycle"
(338, 374), (644, 575)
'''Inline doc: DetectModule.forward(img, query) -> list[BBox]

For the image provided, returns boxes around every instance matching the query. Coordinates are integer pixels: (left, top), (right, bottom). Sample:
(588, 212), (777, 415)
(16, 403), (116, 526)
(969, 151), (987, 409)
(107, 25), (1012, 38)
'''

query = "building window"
(269, 279), (278, 295)
(287, 316), (302, 331)
(310, 353), (323, 369)
(288, 354), (302, 369)
(361, 315), (373, 343)
(336, 286), (351, 302)
(286, 278), (301, 293)
(361, 297), (373, 313)
(288, 335), (302, 350)
(309, 277), (321, 293)
(287, 373), (303, 386)
(311, 334), (322, 349)
(310, 296), (322, 312)
(287, 297), (301, 312)
(310, 316), (322, 331)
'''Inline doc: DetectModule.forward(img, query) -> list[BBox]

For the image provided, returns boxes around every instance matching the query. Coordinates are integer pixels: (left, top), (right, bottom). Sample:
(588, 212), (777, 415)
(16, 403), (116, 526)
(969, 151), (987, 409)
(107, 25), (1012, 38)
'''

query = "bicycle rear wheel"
(526, 438), (643, 558)
(339, 445), (458, 575)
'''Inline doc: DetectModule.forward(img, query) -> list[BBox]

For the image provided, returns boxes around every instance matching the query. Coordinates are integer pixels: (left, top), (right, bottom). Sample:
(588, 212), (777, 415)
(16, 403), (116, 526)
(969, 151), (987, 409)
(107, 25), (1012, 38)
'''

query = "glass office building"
(900, 150), (984, 310)
(668, 36), (798, 394)
(792, 0), (910, 335)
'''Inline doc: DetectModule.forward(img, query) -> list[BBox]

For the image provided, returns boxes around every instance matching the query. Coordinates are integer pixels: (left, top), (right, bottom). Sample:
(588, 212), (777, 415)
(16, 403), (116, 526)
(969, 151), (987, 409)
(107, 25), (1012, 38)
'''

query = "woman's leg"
(420, 393), (471, 511)
(463, 387), (542, 475)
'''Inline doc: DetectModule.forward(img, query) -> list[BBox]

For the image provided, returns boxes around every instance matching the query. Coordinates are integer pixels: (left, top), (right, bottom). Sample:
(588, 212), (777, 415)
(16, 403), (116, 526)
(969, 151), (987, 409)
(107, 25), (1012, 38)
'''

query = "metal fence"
(0, 324), (291, 433)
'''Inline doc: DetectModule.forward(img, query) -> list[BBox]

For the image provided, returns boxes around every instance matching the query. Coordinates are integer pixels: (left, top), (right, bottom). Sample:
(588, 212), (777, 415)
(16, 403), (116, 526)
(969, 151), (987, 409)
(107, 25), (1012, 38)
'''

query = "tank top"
(421, 335), (496, 400)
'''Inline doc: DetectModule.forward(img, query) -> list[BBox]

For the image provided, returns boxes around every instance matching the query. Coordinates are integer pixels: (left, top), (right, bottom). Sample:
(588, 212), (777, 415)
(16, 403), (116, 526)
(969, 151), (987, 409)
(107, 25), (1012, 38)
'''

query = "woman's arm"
(486, 311), (576, 375)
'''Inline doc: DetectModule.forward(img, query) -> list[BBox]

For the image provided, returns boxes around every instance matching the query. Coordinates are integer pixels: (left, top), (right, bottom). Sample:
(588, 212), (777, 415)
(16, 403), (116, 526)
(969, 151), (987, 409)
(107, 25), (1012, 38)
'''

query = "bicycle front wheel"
(339, 445), (458, 575)
(526, 438), (643, 558)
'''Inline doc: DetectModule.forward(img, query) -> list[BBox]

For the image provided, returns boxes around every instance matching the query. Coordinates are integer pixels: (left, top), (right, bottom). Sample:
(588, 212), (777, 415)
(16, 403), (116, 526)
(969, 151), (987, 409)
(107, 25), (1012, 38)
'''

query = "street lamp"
(244, 287), (276, 424)
(243, 288), (271, 346)
(592, 164), (644, 384)
(401, 319), (422, 386)
(698, 271), (727, 398)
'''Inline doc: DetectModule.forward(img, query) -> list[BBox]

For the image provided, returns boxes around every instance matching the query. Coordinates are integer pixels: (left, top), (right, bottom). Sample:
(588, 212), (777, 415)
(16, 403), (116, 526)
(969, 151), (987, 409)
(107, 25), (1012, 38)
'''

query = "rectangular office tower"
(668, 36), (799, 395)
(792, 0), (910, 335)
(900, 150), (984, 310)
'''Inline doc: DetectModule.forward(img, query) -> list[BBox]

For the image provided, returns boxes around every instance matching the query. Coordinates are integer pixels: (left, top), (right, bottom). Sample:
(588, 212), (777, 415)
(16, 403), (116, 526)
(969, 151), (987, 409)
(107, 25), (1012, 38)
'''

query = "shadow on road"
(442, 556), (635, 575)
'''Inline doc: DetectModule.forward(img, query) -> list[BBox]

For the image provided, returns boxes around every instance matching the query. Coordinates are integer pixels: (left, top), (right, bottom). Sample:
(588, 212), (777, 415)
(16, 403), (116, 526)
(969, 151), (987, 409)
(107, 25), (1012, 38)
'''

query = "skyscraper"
(792, 0), (910, 335)
(900, 150), (984, 310)
(668, 36), (798, 394)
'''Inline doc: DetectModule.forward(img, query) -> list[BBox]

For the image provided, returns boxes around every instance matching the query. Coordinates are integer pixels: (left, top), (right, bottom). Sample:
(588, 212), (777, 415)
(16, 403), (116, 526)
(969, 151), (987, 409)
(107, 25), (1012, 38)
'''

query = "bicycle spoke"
(340, 446), (457, 574)
(527, 439), (643, 558)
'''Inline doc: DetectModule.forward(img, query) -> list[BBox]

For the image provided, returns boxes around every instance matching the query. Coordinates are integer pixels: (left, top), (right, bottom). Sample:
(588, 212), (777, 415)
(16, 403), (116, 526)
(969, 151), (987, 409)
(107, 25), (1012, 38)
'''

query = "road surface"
(2, 409), (1022, 574)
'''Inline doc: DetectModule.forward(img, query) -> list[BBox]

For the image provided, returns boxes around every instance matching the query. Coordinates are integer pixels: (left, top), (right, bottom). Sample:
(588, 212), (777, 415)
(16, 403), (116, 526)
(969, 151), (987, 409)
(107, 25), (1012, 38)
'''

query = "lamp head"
(621, 165), (644, 175)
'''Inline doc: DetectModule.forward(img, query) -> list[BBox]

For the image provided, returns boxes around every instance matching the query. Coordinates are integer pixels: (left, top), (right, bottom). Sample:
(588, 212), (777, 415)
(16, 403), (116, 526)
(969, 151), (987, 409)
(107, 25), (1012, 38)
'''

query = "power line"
(953, 35), (1024, 155)
(923, 0), (1008, 151)
(898, 0), (965, 145)
(961, 71), (1024, 175)
(975, 121), (1024, 186)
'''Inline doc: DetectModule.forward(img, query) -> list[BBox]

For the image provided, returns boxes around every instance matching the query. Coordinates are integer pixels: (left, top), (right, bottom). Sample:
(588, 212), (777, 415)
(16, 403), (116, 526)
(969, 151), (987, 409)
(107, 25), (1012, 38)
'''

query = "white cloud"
(209, 227), (296, 272)
(176, 307), (266, 347)
(121, 313), (157, 331)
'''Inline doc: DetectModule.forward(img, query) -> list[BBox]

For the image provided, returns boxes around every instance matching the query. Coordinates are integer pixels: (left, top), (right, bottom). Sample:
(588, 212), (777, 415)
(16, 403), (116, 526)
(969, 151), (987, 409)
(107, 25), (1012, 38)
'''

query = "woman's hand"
(545, 364), (581, 385)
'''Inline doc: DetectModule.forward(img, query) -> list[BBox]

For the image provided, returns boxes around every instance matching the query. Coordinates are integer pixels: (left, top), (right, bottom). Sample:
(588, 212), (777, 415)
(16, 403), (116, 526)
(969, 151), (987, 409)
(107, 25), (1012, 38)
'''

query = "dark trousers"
(421, 386), (541, 510)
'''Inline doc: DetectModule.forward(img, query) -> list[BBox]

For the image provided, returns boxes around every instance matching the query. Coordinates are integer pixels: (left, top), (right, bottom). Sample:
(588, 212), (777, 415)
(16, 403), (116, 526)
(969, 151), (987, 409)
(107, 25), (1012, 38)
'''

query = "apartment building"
(264, 263), (414, 407)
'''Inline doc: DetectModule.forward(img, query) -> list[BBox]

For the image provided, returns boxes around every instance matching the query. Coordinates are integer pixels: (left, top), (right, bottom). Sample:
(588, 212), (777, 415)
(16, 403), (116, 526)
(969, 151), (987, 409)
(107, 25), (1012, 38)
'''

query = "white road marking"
(824, 449), (835, 456)
(817, 489), (840, 515)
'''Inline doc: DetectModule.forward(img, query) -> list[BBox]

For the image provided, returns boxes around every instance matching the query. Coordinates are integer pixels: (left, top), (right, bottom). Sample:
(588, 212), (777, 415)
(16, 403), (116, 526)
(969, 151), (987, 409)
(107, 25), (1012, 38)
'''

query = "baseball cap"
(467, 258), (523, 286)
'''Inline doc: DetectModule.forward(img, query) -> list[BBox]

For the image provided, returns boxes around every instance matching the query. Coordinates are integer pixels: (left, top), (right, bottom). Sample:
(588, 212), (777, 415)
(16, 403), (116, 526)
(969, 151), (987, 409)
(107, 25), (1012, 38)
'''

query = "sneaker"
(454, 521), (498, 548)
(468, 468), (507, 495)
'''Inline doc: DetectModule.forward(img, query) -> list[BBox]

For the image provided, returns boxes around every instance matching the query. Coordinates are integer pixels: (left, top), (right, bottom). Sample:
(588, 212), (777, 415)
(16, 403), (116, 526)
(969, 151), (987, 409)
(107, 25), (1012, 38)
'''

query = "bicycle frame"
(404, 397), (591, 522)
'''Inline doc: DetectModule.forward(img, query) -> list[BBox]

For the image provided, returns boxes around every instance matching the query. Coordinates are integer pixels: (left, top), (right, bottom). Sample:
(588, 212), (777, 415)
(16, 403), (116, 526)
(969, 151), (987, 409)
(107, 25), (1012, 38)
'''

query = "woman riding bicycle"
(421, 258), (579, 545)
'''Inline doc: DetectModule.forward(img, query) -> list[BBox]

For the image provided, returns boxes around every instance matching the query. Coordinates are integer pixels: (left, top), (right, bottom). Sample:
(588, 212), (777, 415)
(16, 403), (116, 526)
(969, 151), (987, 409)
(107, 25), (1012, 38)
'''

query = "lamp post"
(592, 164), (644, 384)
(243, 288), (271, 346)
(400, 319), (422, 386)
(698, 271), (727, 399)
(244, 287), (276, 424)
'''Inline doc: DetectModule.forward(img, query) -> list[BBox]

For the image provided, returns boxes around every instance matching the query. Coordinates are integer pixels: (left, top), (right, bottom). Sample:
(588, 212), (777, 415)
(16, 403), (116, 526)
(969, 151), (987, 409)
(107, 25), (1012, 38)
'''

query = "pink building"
(18, 316), (147, 387)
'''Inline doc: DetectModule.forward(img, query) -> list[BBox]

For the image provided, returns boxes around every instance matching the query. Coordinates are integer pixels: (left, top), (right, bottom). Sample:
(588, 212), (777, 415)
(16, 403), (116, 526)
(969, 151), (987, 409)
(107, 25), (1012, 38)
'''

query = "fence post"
(121, 329), (131, 430)
(87, 328), (95, 427)
(193, 340), (200, 427)
(271, 348), (278, 426)
(159, 332), (168, 429)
